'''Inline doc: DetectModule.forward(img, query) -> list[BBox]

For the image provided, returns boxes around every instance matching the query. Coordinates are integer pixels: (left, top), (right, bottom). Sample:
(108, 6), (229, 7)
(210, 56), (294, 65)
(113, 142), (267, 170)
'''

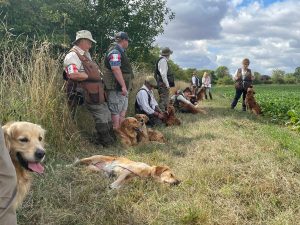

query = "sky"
(155, 0), (300, 75)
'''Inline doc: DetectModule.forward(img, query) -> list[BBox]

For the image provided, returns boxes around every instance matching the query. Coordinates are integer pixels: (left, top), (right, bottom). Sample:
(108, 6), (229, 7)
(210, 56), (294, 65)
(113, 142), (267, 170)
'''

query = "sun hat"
(145, 76), (157, 88)
(72, 30), (96, 45)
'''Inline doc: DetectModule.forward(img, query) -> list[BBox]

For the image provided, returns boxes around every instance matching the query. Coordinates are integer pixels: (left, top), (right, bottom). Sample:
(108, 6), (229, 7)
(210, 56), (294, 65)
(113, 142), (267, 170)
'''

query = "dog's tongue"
(28, 162), (44, 174)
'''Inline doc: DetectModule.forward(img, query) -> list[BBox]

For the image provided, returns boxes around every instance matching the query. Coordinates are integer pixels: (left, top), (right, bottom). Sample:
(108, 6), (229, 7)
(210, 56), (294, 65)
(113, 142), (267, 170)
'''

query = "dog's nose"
(172, 180), (181, 186)
(35, 149), (45, 160)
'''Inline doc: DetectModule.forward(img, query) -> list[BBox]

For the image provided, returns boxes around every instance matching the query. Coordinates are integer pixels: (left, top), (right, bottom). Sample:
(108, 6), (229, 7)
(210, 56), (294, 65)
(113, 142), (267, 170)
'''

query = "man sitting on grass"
(171, 87), (197, 113)
(135, 76), (165, 126)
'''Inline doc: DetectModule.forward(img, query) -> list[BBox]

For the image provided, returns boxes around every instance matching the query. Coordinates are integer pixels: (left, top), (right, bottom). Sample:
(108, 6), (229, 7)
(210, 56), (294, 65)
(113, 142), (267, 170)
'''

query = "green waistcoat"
(103, 44), (134, 91)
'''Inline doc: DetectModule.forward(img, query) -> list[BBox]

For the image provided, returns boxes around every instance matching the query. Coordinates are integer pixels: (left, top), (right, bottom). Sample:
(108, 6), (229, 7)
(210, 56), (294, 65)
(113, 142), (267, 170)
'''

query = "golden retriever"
(134, 114), (166, 144)
(116, 117), (141, 147)
(2, 121), (46, 209)
(147, 128), (166, 143)
(196, 87), (206, 101)
(163, 105), (181, 126)
(245, 86), (262, 115)
(134, 114), (149, 144)
(72, 155), (180, 189)
(180, 102), (207, 114)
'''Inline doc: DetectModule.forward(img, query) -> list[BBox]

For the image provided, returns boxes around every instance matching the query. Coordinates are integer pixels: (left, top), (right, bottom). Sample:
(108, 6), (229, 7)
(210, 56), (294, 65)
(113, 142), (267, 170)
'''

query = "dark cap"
(161, 47), (173, 56)
(115, 31), (131, 42)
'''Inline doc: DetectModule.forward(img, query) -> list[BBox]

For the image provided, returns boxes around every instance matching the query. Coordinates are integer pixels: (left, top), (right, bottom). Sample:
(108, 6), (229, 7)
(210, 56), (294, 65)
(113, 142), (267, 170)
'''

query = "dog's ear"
(144, 115), (149, 123)
(153, 166), (169, 176)
(2, 122), (13, 151)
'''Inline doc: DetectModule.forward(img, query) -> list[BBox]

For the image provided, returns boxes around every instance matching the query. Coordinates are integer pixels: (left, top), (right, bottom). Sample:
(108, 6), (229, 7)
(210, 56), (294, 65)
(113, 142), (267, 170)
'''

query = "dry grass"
(1, 40), (299, 225)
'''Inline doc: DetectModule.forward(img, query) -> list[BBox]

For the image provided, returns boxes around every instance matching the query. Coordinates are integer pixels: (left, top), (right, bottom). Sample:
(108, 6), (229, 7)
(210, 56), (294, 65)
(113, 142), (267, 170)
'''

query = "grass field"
(17, 93), (300, 225)
(214, 85), (300, 124)
(1, 41), (299, 224)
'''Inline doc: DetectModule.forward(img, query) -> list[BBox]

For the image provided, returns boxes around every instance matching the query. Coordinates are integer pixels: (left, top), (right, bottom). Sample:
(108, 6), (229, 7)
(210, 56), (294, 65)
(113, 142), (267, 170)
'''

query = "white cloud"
(155, 0), (300, 75)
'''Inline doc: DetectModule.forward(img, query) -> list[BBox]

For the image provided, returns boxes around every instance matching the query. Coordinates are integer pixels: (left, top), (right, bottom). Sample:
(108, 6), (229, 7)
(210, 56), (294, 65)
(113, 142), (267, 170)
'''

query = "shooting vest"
(103, 44), (134, 91)
(235, 68), (252, 91)
(66, 48), (105, 105)
(154, 57), (175, 87)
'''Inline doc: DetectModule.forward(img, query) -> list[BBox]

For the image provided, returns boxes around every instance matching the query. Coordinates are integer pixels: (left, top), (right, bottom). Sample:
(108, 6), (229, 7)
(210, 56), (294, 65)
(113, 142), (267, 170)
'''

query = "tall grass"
(0, 33), (82, 157)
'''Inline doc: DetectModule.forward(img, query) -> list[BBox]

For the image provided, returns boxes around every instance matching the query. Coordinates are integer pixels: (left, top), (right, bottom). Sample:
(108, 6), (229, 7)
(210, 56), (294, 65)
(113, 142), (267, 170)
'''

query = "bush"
(217, 76), (234, 85)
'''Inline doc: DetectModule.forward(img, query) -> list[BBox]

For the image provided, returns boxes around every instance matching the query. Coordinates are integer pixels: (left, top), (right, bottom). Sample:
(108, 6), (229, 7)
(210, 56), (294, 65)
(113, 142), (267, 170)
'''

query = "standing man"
(191, 71), (200, 95)
(103, 32), (134, 129)
(154, 47), (174, 112)
(135, 76), (164, 126)
(0, 126), (17, 225)
(64, 30), (115, 147)
(231, 58), (255, 111)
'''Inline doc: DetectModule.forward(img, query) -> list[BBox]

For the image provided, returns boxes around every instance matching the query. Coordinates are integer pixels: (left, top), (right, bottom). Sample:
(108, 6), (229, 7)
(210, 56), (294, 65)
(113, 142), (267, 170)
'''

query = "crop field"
(214, 85), (300, 130)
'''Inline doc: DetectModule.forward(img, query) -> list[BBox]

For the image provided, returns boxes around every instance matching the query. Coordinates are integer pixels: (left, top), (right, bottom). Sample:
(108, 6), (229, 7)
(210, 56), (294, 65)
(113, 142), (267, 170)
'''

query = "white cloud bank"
(155, 0), (300, 75)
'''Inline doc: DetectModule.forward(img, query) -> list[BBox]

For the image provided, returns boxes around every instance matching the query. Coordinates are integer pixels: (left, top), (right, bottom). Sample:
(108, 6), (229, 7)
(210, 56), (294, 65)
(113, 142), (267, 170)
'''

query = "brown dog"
(2, 121), (46, 209)
(196, 87), (206, 101)
(180, 102), (207, 114)
(134, 114), (149, 144)
(147, 128), (166, 143)
(163, 105), (181, 126)
(245, 86), (262, 115)
(72, 155), (180, 189)
(116, 117), (141, 147)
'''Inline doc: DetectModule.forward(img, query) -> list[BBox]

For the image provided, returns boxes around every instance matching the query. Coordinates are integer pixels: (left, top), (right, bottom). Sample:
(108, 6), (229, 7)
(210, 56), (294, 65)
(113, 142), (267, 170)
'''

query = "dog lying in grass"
(135, 114), (166, 144)
(115, 117), (141, 147)
(245, 86), (262, 115)
(180, 102), (207, 114)
(2, 121), (46, 209)
(71, 155), (180, 189)
(196, 87), (206, 102)
(163, 105), (181, 126)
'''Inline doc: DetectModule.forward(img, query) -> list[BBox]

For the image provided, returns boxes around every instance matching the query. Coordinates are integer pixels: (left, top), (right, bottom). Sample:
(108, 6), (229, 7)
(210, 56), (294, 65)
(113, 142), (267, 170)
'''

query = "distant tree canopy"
(0, 0), (174, 62)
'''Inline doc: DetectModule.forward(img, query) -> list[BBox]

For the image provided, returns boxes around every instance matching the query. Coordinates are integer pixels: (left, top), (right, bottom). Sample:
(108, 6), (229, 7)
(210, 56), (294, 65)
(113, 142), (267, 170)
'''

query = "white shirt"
(234, 68), (254, 80)
(63, 46), (91, 72)
(191, 75), (197, 85)
(171, 94), (192, 105)
(158, 56), (169, 88)
(136, 85), (159, 115)
(202, 76), (211, 88)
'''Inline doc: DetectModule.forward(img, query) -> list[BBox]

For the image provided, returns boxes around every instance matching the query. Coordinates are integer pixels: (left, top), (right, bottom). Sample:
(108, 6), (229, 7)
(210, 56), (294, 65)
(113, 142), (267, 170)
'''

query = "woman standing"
(231, 58), (254, 111)
(202, 72), (213, 100)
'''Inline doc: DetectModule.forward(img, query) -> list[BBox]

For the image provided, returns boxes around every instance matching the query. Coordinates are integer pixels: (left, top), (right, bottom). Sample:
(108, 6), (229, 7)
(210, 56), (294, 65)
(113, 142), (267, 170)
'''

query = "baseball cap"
(115, 31), (131, 42)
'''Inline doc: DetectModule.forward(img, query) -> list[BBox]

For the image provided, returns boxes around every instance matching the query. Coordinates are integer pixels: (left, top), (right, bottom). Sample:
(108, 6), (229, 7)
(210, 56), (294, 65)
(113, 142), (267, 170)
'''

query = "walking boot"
(95, 123), (115, 147)
(108, 121), (117, 143)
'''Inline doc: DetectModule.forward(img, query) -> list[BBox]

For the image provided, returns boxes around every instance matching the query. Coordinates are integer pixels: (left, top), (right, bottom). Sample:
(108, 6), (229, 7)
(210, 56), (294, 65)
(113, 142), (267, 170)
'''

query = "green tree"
(271, 69), (285, 84)
(0, 0), (174, 61)
(284, 73), (297, 84)
(215, 66), (230, 79)
(293, 67), (300, 82)
(253, 71), (262, 84)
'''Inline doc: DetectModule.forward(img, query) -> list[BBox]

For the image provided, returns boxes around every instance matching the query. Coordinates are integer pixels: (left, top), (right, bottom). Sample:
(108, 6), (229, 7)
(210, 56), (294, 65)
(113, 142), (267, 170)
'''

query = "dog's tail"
(65, 158), (80, 168)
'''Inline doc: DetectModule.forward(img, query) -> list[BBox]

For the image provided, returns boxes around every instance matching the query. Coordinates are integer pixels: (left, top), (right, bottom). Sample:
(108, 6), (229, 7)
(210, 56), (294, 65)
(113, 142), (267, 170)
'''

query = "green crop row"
(214, 84), (300, 131)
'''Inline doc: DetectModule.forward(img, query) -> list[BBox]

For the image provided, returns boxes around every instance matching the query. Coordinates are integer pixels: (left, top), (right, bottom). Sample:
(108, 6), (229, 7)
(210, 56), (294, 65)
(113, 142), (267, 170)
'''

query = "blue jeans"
(231, 88), (246, 110)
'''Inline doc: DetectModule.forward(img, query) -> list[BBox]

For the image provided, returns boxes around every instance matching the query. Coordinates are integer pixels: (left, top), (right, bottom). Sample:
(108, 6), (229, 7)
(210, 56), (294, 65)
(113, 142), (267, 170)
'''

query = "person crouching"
(135, 76), (165, 127)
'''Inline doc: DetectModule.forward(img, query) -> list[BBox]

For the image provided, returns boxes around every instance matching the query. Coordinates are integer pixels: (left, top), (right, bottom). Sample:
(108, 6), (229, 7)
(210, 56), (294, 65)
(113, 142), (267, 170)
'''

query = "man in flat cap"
(63, 30), (115, 147)
(154, 47), (175, 112)
(103, 31), (134, 129)
(135, 76), (164, 126)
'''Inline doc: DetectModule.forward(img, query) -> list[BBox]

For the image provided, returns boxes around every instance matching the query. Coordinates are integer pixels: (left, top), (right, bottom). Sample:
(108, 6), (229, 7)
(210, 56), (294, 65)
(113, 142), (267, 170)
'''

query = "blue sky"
(155, 0), (300, 75)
